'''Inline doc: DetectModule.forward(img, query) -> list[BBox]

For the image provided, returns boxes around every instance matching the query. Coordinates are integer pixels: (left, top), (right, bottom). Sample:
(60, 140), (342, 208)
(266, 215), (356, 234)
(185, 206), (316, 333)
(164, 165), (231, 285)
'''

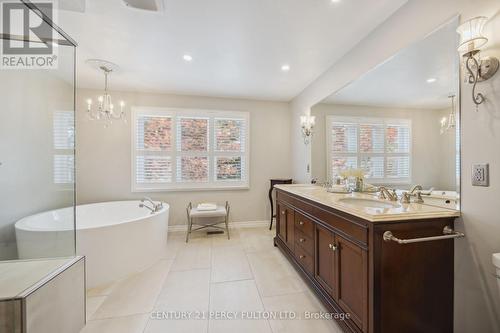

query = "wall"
(76, 89), (292, 226)
(289, 0), (500, 331)
(0, 68), (75, 260)
(311, 103), (457, 190)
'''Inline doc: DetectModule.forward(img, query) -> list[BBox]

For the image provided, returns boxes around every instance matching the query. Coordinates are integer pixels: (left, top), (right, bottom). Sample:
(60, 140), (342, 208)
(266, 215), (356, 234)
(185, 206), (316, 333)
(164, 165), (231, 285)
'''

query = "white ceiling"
(322, 18), (459, 109)
(57, 0), (408, 101)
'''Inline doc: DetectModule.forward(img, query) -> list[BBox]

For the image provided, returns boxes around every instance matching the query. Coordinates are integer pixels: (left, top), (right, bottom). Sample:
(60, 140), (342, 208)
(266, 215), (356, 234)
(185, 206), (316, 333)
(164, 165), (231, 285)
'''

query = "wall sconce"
(300, 114), (315, 144)
(457, 16), (499, 110)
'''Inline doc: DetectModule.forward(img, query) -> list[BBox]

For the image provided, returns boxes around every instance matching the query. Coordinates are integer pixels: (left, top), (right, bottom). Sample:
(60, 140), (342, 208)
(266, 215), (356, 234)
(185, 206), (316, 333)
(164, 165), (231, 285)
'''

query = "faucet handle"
(400, 192), (411, 204)
(378, 189), (387, 200)
(413, 191), (424, 204)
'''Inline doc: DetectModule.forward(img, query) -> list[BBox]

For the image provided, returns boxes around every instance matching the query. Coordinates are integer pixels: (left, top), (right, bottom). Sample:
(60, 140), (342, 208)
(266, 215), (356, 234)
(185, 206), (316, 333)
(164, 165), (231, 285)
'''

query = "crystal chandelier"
(86, 60), (125, 126)
(440, 94), (456, 135)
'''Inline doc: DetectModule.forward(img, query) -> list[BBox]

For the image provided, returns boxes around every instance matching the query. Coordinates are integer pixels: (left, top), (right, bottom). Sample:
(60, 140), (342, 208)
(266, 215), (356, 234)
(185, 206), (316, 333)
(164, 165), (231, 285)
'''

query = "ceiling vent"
(122, 0), (165, 12)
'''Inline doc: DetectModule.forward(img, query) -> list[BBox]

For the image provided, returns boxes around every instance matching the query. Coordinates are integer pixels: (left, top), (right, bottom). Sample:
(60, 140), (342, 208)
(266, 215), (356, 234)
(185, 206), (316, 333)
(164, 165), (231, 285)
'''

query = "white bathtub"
(15, 201), (169, 289)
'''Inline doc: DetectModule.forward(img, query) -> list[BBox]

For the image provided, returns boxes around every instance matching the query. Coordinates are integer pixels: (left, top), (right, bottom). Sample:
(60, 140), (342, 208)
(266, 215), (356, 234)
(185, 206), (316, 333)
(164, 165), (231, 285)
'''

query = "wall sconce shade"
(300, 114), (315, 145)
(457, 16), (488, 55)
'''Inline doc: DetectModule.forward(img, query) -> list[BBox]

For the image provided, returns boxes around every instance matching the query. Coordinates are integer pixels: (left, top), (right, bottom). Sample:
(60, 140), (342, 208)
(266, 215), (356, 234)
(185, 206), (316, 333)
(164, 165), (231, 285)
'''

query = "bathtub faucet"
(140, 197), (163, 213)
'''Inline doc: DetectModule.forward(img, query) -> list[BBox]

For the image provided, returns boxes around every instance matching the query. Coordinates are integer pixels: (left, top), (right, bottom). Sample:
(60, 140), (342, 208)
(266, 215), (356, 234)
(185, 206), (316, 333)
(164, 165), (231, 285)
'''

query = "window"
(326, 116), (411, 184)
(53, 111), (75, 185)
(132, 108), (249, 191)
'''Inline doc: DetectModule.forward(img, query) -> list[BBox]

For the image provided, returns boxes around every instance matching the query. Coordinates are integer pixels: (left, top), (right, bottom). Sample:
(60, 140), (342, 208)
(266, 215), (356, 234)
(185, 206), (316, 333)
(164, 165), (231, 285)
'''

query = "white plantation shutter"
(132, 108), (249, 190)
(327, 116), (411, 184)
(176, 117), (209, 183)
(135, 114), (173, 185)
(53, 111), (74, 184)
(214, 118), (247, 182)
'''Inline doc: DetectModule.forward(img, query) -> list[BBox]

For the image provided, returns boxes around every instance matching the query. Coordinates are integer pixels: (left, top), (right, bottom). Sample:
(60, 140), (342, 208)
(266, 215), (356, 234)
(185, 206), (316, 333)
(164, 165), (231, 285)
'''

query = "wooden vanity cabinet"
(276, 203), (294, 249)
(274, 189), (455, 333)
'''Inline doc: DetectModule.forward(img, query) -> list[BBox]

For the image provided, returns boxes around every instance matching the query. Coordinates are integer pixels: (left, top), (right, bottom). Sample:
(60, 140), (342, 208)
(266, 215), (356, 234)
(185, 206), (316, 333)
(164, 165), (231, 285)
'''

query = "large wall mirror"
(311, 17), (460, 210)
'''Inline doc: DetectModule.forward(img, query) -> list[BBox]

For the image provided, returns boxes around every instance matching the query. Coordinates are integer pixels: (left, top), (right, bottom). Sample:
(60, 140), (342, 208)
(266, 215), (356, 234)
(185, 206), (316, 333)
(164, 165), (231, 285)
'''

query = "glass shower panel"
(0, 3), (76, 261)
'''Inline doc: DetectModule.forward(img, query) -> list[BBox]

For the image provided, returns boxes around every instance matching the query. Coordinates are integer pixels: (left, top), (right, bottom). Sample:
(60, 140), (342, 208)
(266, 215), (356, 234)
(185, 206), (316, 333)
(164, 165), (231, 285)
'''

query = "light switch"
(472, 163), (489, 187)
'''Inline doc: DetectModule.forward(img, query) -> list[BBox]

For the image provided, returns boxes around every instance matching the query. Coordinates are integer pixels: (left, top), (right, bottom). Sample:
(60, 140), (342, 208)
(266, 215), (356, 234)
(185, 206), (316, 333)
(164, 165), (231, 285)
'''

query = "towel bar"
(383, 226), (465, 244)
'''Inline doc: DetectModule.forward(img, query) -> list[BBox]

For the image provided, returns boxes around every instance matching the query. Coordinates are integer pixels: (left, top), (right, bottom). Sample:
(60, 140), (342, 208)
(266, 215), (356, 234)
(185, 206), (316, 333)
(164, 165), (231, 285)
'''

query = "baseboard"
(168, 220), (270, 232)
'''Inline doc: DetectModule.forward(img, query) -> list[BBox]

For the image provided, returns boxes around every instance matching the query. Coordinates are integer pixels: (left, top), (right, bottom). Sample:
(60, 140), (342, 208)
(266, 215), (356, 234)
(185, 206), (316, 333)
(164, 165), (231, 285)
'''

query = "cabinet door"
(276, 203), (287, 242)
(314, 224), (337, 298)
(336, 235), (368, 332)
(285, 208), (295, 249)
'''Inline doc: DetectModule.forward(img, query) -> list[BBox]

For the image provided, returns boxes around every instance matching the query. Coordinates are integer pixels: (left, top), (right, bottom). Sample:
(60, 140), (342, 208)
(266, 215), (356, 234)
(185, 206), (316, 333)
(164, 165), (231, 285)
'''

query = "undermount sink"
(338, 197), (400, 209)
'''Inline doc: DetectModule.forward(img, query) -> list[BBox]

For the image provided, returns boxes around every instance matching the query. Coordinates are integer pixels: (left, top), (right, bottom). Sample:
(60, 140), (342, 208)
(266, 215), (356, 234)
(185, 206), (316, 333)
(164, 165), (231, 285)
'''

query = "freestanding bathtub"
(15, 200), (169, 289)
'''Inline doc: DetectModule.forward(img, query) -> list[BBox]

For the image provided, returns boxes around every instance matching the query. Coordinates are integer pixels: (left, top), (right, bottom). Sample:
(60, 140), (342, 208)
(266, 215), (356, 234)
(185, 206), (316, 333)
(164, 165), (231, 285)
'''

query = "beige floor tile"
(171, 238), (212, 272)
(211, 245), (253, 283)
(86, 296), (106, 320)
(80, 314), (149, 333)
(239, 228), (275, 253)
(155, 269), (210, 312)
(86, 281), (118, 297)
(209, 279), (272, 333)
(208, 318), (272, 333)
(145, 318), (208, 333)
(247, 250), (307, 297)
(93, 260), (173, 319)
(209, 279), (264, 312)
(262, 292), (342, 333)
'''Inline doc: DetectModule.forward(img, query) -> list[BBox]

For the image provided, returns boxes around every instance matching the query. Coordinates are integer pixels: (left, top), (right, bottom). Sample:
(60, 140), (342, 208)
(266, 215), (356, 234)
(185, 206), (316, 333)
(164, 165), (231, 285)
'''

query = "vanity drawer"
(294, 243), (313, 275)
(295, 212), (314, 238)
(295, 230), (313, 255)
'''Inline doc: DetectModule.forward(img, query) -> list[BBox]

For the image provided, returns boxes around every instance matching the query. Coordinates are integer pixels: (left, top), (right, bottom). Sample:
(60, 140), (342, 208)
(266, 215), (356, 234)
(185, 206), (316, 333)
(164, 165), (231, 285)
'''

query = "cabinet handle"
(329, 243), (337, 251)
(299, 221), (304, 226)
(299, 238), (305, 243)
(299, 255), (306, 259)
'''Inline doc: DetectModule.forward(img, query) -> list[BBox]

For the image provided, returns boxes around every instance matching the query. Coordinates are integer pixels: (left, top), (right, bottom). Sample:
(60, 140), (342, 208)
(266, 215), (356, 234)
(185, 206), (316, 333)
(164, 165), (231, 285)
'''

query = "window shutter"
(54, 154), (74, 184)
(328, 116), (411, 184)
(176, 117), (209, 182)
(132, 109), (249, 190)
(135, 115), (173, 184)
(53, 111), (74, 184)
(136, 115), (172, 151)
(331, 123), (357, 153)
(177, 117), (209, 152)
(386, 123), (410, 153)
(53, 111), (74, 149)
(214, 118), (246, 181)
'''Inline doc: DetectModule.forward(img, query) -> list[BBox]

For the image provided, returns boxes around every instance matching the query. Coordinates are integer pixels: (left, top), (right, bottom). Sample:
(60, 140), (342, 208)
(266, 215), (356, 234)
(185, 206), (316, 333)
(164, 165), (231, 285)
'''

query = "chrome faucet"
(140, 197), (163, 213)
(378, 187), (398, 201)
(139, 203), (155, 213)
(408, 185), (424, 204)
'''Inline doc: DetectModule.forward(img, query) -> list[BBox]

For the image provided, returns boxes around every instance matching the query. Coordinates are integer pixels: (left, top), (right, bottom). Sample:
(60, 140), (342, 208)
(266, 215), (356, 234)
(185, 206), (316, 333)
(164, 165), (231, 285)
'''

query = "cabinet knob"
(299, 255), (305, 259)
(281, 211), (285, 215)
(329, 244), (337, 251)
(299, 221), (304, 226)
(299, 238), (305, 243)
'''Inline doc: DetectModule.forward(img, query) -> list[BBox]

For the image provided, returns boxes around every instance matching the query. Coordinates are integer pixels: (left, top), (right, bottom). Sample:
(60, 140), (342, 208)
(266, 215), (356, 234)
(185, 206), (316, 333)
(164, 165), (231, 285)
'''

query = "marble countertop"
(275, 184), (461, 222)
(0, 257), (77, 300)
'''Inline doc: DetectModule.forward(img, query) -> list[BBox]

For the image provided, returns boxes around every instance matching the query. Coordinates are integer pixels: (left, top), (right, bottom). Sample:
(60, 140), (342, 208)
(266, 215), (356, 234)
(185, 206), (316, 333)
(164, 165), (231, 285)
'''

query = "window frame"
(325, 115), (412, 185)
(131, 107), (250, 192)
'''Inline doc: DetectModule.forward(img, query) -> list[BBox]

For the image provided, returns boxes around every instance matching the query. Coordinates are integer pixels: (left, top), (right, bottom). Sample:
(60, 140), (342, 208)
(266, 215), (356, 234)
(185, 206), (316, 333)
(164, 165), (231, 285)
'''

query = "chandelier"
(86, 59), (125, 126)
(440, 94), (456, 135)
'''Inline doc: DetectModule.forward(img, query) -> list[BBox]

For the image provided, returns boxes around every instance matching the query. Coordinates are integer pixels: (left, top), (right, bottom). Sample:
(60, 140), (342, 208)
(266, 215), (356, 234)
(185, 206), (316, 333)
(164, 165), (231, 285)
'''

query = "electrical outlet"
(472, 163), (489, 186)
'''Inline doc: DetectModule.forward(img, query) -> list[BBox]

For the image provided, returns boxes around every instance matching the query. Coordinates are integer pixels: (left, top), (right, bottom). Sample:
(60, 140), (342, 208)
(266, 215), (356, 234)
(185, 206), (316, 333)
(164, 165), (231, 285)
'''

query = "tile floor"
(81, 226), (343, 333)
